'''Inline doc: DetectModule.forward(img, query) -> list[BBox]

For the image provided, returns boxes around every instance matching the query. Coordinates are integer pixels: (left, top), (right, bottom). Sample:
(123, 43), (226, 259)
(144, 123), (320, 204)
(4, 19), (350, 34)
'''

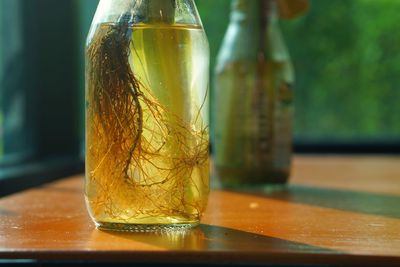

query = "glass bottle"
(212, 0), (294, 187)
(85, 0), (210, 231)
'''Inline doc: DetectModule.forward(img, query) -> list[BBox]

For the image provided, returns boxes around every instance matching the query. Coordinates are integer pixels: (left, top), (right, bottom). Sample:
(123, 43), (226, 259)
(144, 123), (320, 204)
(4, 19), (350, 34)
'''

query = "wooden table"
(1, 156), (400, 266)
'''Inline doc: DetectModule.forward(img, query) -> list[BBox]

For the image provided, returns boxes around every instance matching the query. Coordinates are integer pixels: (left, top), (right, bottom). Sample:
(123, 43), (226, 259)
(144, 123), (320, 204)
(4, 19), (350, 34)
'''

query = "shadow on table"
(101, 224), (337, 254)
(0, 208), (16, 216)
(243, 185), (400, 219)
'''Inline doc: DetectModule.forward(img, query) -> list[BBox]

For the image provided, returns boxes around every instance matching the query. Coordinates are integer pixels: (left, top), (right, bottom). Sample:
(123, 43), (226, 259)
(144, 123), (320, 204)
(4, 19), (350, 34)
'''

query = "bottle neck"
(229, 0), (279, 57)
(146, 0), (176, 23)
(93, 0), (201, 26)
(230, 0), (278, 26)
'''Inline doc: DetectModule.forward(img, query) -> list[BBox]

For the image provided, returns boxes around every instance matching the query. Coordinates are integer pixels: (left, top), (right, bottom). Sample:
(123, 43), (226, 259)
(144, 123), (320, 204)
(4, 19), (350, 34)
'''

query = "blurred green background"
(199, 0), (400, 143)
(1, 0), (400, 166)
(282, 0), (400, 142)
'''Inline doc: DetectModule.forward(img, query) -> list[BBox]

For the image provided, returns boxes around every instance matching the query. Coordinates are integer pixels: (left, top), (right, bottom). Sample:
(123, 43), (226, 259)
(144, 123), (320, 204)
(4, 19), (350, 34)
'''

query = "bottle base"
(95, 221), (199, 232)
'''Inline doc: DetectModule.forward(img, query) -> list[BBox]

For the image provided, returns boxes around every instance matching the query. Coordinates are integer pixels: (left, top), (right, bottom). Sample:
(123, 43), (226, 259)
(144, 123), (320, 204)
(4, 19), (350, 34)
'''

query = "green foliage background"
(198, 0), (400, 142)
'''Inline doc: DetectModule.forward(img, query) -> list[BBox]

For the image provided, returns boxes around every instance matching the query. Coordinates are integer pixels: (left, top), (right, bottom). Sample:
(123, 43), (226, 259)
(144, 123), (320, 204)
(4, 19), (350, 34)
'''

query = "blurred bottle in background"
(212, 0), (308, 187)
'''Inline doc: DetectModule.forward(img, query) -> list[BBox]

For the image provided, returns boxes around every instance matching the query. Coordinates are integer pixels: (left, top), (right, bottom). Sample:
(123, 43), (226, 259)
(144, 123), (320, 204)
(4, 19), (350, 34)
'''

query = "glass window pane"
(281, 0), (400, 144)
(0, 0), (37, 166)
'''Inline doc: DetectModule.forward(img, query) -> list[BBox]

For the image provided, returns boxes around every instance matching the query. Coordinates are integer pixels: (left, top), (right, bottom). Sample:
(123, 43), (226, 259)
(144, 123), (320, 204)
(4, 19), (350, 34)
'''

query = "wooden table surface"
(1, 155), (400, 266)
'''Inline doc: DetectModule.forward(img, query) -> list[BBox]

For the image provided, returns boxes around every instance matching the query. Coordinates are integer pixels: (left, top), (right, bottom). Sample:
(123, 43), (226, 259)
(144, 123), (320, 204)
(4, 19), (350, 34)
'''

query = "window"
(0, 0), (37, 167)
(281, 0), (400, 151)
(1, 0), (399, 195)
(198, 0), (400, 152)
(0, 0), (83, 195)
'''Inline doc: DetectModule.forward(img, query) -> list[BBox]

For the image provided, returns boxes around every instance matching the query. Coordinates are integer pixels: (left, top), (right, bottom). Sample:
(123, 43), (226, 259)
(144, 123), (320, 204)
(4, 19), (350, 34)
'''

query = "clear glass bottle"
(212, 0), (294, 187)
(85, 0), (210, 231)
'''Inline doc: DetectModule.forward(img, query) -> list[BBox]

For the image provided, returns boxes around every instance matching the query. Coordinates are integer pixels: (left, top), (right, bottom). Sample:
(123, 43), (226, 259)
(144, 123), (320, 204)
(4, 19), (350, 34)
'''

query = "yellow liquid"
(213, 59), (293, 186)
(85, 23), (209, 230)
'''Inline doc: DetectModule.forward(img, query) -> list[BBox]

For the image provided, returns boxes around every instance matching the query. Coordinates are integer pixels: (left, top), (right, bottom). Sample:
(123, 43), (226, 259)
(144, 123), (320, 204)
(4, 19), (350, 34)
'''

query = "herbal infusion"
(85, 8), (209, 230)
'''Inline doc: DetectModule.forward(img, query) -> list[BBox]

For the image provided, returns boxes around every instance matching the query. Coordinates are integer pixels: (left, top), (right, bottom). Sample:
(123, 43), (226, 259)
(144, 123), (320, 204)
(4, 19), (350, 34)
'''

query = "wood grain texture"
(0, 155), (400, 266)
